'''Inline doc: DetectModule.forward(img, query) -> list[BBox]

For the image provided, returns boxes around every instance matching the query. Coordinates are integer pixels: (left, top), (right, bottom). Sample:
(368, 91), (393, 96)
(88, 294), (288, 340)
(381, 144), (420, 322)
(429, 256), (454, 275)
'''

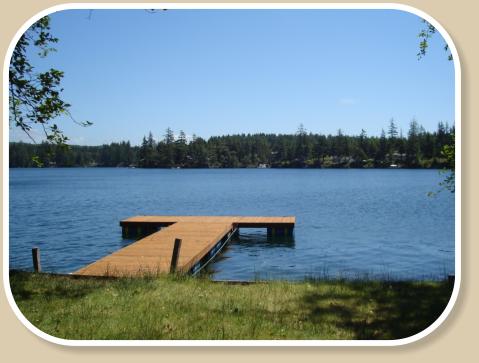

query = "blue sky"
(10, 9), (455, 145)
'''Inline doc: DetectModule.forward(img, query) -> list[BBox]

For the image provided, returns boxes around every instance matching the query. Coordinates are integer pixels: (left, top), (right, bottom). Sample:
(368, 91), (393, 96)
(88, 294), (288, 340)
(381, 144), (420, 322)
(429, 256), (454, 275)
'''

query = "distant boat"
(257, 163), (269, 168)
(389, 164), (399, 168)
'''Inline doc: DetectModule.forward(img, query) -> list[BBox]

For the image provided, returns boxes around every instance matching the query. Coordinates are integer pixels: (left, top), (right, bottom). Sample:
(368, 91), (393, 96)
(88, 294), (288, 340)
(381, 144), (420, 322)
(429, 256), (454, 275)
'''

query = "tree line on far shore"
(9, 120), (454, 169)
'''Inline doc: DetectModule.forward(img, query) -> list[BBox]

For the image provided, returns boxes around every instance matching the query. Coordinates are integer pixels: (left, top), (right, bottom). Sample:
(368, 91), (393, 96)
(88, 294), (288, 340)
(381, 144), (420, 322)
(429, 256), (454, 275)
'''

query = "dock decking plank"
(75, 216), (294, 277)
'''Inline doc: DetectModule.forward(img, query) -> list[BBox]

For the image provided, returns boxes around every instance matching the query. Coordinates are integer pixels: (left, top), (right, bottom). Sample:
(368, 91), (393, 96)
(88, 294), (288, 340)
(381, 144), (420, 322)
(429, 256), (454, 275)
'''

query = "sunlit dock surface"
(74, 216), (295, 277)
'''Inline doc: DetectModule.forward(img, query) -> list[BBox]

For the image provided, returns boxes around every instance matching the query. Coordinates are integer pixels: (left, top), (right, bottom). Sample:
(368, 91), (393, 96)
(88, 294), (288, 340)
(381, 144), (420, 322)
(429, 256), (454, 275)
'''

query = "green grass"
(9, 270), (453, 340)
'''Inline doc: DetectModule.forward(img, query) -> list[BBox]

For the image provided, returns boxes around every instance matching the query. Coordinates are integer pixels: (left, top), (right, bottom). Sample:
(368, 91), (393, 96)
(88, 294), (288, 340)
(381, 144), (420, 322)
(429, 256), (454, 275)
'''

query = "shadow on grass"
(9, 270), (33, 300)
(299, 280), (454, 340)
(9, 270), (454, 340)
(9, 270), (100, 301)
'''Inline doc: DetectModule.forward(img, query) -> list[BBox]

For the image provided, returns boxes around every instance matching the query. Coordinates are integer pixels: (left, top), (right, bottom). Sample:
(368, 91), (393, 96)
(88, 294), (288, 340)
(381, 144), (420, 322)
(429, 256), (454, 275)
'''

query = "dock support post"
(32, 247), (41, 272)
(170, 238), (182, 273)
(267, 227), (277, 237)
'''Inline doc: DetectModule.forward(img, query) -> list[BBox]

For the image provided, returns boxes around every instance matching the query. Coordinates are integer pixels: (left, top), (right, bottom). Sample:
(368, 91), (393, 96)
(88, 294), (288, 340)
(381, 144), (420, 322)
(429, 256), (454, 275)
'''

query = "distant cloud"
(339, 98), (359, 105)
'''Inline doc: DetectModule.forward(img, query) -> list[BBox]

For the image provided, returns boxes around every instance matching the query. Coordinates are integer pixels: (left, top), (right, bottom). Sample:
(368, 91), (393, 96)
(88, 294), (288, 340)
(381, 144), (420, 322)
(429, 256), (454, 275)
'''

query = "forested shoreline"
(9, 120), (454, 169)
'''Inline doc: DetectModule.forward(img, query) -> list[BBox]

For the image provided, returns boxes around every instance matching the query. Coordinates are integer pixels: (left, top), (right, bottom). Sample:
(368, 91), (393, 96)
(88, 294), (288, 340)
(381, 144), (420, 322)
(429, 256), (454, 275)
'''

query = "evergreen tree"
(158, 128), (175, 167)
(189, 137), (209, 167)
(376, 129), (388, 166)
(294, 124), (311, 165)
(388, 118), (399, 164)
(174, 130), (188, 166)
(359, 129), (368, 157)
(407, 119), (421, 167)
(388, 118), (399, 139)
(9, 121), (454, 170)
(164, 127), (175, 144)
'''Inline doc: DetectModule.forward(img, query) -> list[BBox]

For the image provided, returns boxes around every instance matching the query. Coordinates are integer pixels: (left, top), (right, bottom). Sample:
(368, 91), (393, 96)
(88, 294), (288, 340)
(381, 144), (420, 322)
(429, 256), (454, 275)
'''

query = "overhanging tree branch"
(9, 15), (91, 146)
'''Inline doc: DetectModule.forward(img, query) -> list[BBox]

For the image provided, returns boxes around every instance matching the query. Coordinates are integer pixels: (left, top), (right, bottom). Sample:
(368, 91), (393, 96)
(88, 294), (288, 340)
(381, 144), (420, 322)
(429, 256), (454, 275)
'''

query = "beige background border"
(1, 0), (476, 360)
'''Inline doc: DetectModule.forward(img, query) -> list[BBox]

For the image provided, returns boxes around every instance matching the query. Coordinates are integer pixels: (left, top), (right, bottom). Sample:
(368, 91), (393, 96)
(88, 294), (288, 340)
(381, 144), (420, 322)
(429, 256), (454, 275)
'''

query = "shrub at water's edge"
(9, 270), (453, 340)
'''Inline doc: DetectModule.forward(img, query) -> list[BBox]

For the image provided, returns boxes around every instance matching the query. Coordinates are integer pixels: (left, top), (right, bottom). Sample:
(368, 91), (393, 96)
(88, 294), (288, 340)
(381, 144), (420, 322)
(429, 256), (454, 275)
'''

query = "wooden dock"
(74, 216), (295, 277)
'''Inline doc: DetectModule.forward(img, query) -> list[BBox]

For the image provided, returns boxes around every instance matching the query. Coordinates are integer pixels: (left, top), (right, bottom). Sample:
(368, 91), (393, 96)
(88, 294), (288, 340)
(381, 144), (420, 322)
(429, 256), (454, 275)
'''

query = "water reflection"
(203, 229), (296, 279)
(234, 229), (295, 249)
(119, 227), (295, 251)
(9, 168), (454, 279)
(119, 226), (166, 247)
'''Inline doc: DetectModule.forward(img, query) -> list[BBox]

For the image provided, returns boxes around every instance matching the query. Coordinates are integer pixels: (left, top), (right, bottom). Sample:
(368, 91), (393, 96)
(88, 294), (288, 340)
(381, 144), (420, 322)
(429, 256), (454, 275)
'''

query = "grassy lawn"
(9, 270), (453, 340)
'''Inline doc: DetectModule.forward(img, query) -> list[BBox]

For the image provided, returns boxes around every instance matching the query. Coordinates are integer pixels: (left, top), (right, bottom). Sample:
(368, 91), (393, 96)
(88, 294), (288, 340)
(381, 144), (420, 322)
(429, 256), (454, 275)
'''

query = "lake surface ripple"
(9, 168), (454, 281)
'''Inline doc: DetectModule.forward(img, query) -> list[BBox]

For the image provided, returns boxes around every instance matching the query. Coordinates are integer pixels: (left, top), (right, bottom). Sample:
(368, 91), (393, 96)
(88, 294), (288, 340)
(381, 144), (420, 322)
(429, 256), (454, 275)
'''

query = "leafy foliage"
(438, 134), (455, 193)
(417, 19), (453, 61)
(9, 16), (91, 145)
(417, 19), (455, 193)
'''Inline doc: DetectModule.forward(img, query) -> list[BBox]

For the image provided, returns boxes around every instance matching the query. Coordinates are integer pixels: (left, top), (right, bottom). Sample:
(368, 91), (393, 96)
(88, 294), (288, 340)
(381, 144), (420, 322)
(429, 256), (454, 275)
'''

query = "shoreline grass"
(9, 270), (453, 340)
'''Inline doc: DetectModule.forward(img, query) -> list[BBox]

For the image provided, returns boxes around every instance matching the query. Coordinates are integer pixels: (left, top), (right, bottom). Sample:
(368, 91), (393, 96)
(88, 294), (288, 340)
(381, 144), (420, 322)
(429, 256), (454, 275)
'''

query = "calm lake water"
(9, 168), (455, 280)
